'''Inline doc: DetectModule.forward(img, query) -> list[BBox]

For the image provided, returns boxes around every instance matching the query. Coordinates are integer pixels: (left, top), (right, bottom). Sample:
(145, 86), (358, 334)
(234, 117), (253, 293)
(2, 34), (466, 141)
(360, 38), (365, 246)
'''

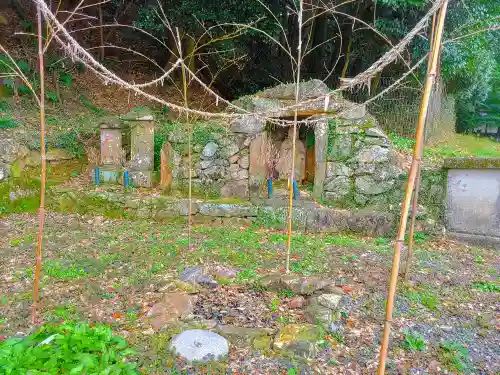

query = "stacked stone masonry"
(169, 79), (405, 204)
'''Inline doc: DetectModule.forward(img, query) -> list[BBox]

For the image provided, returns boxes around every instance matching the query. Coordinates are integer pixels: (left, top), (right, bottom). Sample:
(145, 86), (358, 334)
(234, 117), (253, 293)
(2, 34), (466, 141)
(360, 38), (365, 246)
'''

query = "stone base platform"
(55, 189), (395, 236)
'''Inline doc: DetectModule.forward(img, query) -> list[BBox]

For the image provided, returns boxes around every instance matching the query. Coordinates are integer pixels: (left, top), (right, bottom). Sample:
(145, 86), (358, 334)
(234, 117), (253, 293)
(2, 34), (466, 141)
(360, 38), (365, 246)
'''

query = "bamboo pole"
(177, 28), (192, 250)
(403, 166), (422, 280)
(32, 3), (47, 325)
(376, 2), (448, 373)
(403, 11), (439, 281)
(286, 0), (304, 273)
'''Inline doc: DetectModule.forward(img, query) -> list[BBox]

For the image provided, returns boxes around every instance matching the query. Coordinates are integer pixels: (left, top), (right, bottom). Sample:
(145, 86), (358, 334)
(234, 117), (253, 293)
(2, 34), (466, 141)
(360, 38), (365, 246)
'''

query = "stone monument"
(98, 116), (123, 183)
(123, 108), (155, 187)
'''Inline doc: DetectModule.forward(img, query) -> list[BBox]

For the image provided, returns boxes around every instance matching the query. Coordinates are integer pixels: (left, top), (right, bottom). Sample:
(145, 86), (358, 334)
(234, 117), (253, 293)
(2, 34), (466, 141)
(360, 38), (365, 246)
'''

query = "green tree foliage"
(441, 0), (500, 131)
(6, 0), (499, 131)
(131, 0), (440, 97)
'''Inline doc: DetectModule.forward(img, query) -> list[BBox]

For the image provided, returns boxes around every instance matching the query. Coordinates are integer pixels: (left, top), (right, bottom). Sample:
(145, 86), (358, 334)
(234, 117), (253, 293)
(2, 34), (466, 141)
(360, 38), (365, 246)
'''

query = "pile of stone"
(259, 273), (347, 329)
(147, 270), (350, 364)
(0, 137), (73, 182)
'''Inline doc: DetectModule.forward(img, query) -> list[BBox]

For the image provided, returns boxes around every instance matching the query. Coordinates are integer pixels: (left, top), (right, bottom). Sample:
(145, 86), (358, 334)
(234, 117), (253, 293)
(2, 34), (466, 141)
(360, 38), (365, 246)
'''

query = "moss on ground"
(391, 133), (500, 162)
(0, 161), (84, 216)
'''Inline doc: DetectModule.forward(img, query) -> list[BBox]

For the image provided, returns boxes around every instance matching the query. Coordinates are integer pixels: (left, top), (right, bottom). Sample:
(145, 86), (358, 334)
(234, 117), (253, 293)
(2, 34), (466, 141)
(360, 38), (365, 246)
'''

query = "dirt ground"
(0, 212), (498, 374)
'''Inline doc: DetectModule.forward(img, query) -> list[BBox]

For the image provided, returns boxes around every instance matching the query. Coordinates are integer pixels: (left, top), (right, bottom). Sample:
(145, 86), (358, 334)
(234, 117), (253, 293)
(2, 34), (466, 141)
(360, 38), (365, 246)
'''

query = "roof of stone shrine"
(231, 80), (364, 121)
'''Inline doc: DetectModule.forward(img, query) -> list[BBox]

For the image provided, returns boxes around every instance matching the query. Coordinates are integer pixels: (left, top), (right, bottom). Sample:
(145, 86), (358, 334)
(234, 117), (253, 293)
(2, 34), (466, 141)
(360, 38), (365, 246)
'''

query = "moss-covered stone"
(443, 157), (500, 169)
(252, 335), (272, 351)
(216, 325), (272, 347)
(121, 107), (153, 121)
(9, 158), (24, 178)
(272, 324), (323, 359)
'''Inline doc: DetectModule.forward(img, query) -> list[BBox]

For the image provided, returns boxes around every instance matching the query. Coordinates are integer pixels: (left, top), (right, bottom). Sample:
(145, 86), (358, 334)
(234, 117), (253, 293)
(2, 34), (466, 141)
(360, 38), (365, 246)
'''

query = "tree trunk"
(310, 13), (328, 77)
(184, 36), (196, 76)
(164, 27), (181, 82)
(98, 5), (104, 60)
(52, 69), (61, 103)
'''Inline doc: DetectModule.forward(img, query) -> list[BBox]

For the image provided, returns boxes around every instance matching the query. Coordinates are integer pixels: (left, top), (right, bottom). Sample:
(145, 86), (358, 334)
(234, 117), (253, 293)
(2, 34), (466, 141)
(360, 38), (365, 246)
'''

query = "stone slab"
(130, 121), (154, 171)
(170, 330), (229, 363)
(446, 231), (500, 249)
(446, 169), (500, 237)
(100, 128), (122, 166)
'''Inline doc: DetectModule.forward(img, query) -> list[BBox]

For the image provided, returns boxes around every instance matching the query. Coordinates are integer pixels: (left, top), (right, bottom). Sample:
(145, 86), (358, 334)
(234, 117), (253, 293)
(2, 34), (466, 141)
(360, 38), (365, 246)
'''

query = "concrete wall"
(446, 168), (500, 238)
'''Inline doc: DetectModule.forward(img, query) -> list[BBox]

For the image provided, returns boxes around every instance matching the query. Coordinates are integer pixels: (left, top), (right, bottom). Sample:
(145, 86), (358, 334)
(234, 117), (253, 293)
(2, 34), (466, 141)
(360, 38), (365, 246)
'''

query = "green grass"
(44, 260), (88, 280)
(400, 284), (440, 312)
(390, 132), (500, 161)
(389, 133), (415, 151)
(0, 115), (21, 129)
(236, 268), (258, 281)
(0, 161), (84, 216)
(474, 255), (484, 264)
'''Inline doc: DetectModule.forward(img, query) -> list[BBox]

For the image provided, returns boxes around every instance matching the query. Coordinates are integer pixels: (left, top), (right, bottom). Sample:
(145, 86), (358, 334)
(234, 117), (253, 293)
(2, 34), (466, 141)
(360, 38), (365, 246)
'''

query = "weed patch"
(45, 260), (88, 280)
(439, 341), (471, 373)
(472, 281), (500, 293)
(401, 330), (426, 352)
(400, 284), (440, 312)
(0, 322), (138, 374)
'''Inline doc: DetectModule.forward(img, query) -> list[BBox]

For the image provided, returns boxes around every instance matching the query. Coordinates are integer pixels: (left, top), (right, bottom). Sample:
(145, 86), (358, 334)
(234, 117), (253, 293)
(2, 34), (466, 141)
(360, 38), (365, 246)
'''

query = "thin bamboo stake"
(32, 3), (47, 325)
(404, 165), (422, 280)
(376, 2), (448, 374)
(403, 11), (439, 280)
(286, 0), (304, 273)
(177, 28), (192, 250)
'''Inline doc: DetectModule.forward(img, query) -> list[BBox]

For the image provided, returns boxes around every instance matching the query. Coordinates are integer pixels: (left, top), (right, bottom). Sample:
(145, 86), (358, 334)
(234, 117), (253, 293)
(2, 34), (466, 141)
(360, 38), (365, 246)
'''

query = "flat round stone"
(170, 329), (229, 363)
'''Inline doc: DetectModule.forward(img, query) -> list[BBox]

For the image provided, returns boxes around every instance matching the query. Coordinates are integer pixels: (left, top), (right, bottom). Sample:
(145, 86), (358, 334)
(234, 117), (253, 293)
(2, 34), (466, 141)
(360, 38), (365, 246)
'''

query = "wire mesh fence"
(346, 76), (455, 143)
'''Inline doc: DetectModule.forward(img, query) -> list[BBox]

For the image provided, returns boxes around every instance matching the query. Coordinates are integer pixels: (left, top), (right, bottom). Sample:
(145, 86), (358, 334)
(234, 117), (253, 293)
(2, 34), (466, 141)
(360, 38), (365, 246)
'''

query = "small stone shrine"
(123, 108), (155, 187)
(165, 79), (403, 206)
(98, 116), (123, 183)
(96, 108), (155, 187)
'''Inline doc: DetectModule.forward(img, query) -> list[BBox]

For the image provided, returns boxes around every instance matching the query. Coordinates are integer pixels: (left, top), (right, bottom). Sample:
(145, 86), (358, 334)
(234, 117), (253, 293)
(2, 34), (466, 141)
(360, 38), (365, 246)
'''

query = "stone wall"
(165, 97), (405, 205)
(55, 189), (395, 236)
(167, 128), (252, 199)
(322, 115), (402, 206)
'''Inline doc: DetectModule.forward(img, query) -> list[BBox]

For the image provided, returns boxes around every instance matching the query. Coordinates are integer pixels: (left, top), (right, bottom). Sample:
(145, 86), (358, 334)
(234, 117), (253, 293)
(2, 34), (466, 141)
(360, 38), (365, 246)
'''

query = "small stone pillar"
(160, 141), (173, 192)
(313, 117), (328, 201)
(249, 132), (268, 199)
(123, 108), (154, 187)
(99, 116), (122, 183)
